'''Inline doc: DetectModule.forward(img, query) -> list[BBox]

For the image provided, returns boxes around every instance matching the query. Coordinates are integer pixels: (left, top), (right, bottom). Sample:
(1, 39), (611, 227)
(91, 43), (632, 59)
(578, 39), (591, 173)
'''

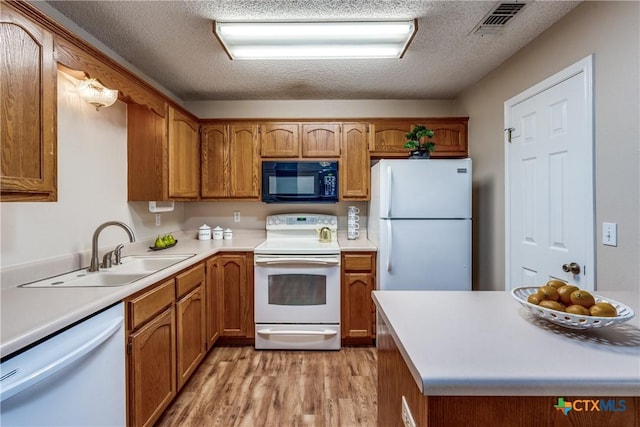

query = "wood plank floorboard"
(157, 346), (377, 427)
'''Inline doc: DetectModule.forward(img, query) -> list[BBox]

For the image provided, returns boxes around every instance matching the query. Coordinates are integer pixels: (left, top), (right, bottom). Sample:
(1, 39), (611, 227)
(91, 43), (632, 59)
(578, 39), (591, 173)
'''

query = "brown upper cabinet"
(340, 123), (370, 201)
(258, 122), (342, 158)
(301, 123), (341, 157)
(370, 118), (468, 158)
(201, 123), (260, 199)
(127, 104), (199, 201)
(168, 107), (200, 199)
(1, 7), (57, 202)
(259, 123), (300, 158)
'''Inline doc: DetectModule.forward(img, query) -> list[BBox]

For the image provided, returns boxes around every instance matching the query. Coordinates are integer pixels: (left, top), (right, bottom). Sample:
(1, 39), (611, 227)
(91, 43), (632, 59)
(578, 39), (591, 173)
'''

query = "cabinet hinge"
(127, 341), (132, 354)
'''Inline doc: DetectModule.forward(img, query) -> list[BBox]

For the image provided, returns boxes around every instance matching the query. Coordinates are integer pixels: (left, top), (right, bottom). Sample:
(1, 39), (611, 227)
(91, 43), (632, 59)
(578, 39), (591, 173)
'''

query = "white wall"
(182, 201), (368, 234)
(455, 1), (640, 291)
(0, 72), (183, 286)
(186, 99), (455, 119)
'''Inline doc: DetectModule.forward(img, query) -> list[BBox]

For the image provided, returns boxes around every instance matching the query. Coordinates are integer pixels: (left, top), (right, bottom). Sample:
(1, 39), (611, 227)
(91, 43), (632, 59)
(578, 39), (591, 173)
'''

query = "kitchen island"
(373, 290), (639, 427)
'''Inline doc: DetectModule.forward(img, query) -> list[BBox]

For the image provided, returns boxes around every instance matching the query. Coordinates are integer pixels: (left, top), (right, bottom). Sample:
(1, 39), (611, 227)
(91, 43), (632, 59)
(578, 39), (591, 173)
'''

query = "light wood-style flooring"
(157, 346), (378, 427)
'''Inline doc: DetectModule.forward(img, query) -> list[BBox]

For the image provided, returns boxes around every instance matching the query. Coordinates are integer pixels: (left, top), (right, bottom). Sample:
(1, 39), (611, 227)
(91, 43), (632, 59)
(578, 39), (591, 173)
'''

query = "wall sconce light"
(77, 78), (118, 110)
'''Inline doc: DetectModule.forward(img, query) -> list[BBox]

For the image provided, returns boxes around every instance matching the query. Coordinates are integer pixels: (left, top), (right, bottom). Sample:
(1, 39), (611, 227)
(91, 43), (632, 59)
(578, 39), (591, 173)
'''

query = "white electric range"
(254, 214), (341, 350)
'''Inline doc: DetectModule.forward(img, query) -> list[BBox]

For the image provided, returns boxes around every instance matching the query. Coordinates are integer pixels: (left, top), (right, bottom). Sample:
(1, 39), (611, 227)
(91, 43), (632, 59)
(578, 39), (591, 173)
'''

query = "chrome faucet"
(89, 221), (136, 272)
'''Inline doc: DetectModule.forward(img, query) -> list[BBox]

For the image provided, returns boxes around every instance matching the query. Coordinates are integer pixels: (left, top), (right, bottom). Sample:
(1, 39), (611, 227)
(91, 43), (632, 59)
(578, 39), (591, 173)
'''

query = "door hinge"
(505, 127), (515, 143)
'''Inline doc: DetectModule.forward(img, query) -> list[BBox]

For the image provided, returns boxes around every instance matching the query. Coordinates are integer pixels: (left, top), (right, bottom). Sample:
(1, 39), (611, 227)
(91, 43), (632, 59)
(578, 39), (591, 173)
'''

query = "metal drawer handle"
(256, 329), (338, 336)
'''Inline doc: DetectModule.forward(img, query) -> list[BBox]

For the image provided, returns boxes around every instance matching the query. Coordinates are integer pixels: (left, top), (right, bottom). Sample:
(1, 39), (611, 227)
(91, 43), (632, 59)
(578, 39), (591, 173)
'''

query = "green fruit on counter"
(154, 236), (166, 248)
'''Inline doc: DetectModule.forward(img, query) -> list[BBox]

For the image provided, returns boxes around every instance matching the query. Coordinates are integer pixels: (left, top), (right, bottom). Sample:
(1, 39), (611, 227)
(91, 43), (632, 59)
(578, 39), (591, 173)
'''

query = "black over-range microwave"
(262, 161), (339, 203)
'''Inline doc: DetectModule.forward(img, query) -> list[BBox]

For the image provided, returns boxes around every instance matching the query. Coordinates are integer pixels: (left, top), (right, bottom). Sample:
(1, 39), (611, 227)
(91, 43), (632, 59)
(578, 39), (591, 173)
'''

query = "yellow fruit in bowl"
(539, 300), (566, 312)
(527, 294), (542, 305)
(570, 290), (596, 308)
(546, 279), (567, 289)
(537, 285), (560, 301)
(557, 285), (579, 305)
(589, 302), (617, 317)
(566, 305), (591, 316)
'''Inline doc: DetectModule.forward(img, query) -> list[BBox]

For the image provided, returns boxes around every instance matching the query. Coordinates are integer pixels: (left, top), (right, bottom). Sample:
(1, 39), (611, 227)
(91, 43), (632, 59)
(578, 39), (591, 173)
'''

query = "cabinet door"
(229, 124), (260, 198)
(205, 257), (221, 348)
(259, 123), (299, 157)
(219, 253), (254, 338)
(201, 124), (228, 198)
(127, 104), (168, 201)
(369, 121), (411, 158)
(128, 307), (176, 427)
(176, 285), (206, 390)
(168, 106), (200, 199)
(341, 252), (376, 343)
(1, 8), (57, 201)
(301, 123), (341, 157)
(340, 123), (370, 200)
(342, 272), (375, 339)
(423, 118), (469, 158)
(370, 119), (469, 158)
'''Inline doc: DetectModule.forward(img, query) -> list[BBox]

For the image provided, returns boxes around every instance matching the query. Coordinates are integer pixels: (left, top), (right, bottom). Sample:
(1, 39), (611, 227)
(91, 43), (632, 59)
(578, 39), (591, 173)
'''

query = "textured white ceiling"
(46, 1), (580, 101)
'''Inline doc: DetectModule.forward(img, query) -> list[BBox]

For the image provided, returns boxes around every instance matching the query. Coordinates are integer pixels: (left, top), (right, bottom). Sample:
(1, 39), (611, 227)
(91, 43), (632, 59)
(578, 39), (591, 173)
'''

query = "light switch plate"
(602, 222), (617, 246)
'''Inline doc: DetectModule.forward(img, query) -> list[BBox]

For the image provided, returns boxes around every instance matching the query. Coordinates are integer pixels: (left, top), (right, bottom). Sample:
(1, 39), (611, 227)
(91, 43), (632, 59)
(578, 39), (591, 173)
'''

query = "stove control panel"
(266, 214), (337, 229)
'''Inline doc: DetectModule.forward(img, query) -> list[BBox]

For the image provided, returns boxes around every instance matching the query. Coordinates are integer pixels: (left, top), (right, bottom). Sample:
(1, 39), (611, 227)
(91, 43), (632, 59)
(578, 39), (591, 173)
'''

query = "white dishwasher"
(0, 302), (126, 426)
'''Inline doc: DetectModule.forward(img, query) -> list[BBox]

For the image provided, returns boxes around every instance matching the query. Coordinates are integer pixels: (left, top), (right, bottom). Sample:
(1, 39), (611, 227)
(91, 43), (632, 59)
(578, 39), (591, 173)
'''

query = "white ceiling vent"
(472, 2), (528, 36)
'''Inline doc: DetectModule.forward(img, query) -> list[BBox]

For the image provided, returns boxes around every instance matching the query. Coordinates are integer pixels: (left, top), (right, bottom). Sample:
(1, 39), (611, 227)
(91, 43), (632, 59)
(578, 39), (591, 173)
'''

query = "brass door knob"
(562, 262), (581, 275)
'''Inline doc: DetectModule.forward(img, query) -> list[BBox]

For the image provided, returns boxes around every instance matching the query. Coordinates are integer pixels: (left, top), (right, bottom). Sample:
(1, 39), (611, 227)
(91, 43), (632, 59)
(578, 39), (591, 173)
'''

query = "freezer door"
(376, 159), (471, 219)
(378, 219), (471, 291)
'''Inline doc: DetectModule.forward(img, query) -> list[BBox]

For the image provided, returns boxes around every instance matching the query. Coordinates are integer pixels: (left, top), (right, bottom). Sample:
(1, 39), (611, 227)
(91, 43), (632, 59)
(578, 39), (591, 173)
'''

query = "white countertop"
(372, 290), (640, 396)
(1, 230), (377, 358)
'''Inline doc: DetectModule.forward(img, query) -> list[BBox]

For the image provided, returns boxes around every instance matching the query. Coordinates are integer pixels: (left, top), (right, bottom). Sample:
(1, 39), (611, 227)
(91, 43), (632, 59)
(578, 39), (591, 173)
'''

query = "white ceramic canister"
(224, 228), (233, 240)
(212, 226), (224, 240)
(198, 224), (211, 240)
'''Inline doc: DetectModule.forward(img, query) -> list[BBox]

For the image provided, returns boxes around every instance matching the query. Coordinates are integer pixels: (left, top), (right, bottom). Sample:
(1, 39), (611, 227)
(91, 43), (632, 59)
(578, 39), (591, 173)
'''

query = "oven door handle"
(256, 329), (338, 337)
(255, 257), (340, 266)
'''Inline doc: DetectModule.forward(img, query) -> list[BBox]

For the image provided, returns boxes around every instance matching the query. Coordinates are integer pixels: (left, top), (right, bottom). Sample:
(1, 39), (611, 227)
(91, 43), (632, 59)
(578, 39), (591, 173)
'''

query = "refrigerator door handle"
(383, 165), (392, 218)
(386, 220), (393, 272)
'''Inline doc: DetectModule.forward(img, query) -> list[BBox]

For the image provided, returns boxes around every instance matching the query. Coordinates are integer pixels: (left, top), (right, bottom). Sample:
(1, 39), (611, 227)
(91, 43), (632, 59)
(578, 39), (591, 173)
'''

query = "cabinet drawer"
(128, 279), (175, 330)
(176, 263), (205, 298)
(343, 253), (374, 272)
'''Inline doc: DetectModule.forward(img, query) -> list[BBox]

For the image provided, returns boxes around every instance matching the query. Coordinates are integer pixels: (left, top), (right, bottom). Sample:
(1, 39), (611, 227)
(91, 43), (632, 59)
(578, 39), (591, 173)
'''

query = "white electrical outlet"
(233, 211), (241, 222)
(155, 214), (161, 226)
(603, 222), (617, 246)
(401, 396), (417, 427)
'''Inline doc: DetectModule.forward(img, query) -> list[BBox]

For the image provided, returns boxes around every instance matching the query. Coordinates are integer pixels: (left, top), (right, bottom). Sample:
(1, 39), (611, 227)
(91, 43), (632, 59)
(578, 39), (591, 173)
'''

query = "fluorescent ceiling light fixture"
(213, 20), (417, 59)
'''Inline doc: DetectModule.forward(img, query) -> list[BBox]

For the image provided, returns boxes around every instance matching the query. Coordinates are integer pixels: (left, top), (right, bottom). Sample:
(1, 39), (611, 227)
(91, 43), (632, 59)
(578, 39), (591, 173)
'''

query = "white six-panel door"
(505, 56), (594, 291)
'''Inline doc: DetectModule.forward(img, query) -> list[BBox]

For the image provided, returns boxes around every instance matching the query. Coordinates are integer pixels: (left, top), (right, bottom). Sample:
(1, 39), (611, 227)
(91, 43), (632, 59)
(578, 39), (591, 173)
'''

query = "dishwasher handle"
(0, 316), (123, 402)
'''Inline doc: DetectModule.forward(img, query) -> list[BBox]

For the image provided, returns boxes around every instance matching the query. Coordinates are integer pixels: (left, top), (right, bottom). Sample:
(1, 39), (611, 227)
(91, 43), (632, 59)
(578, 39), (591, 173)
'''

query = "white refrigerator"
(368, 159), (472, 291)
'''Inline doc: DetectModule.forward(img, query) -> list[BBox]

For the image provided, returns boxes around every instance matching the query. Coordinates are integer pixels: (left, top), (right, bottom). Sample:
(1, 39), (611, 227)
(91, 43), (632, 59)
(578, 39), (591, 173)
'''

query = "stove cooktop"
(254, 239), (340, 255)
(255, 213), (340, 255)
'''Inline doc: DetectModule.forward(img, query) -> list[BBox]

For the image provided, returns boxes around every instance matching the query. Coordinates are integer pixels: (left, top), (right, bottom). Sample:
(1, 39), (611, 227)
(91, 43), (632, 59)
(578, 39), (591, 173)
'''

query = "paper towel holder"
(148, 201), (174, 213)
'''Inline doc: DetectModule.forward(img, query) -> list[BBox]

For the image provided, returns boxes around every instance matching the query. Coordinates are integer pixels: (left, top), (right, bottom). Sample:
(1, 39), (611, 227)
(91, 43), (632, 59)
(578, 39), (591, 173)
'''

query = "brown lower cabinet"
(341, 251), (377, 345)
(207, 252), (255, 344)
(126, 263), (206, 427)
(175, 264), (206, 390)
(126, 279), (176, 427)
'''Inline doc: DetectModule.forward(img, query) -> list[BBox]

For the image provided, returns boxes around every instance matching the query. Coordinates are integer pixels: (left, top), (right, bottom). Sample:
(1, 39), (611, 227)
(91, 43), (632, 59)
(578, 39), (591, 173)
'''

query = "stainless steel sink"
(19, 254), (195, 288)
